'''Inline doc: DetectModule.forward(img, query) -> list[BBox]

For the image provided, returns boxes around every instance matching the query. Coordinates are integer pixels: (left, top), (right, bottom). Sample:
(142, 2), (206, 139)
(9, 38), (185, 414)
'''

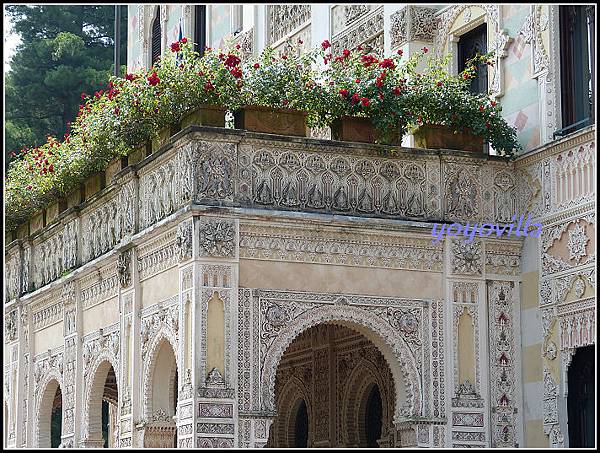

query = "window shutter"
(151, 8), (161, 64)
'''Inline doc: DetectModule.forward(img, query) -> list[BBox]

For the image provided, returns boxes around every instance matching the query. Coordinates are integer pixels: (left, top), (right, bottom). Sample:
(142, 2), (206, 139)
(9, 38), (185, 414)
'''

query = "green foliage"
(4, 5), (127, 171)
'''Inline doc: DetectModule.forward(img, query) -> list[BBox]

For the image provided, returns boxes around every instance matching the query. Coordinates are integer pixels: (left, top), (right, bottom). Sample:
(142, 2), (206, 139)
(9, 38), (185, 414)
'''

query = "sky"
(4, 7), (21, 73)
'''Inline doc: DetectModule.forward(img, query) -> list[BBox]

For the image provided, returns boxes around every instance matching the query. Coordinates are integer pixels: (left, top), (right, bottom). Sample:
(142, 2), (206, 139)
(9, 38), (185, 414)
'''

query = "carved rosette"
(451, 240), (483, 275)
(197, 218), (236, 258)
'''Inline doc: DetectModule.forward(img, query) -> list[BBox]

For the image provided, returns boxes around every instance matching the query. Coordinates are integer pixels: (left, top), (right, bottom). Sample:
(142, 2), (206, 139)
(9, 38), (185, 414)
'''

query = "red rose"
(224, 54), (241, 68)
(339, 89), (348, 97)
(361, 54), (378, 67)
(393, 87), (402, 95)
(27, 185), (32, 190)
(204, 81), (214, 91)
(230, 67), (243, 78)
(253, 63), (260, 69)
(335, 56), (344, 63)
(491, 101), (497, 107)
(486, 122), (491, 129)
(463, 73), (470, 79)
(422, 47), (429, 53)
(49, 164), (54, 173)
(181, 37), (188, 44)
(80, 92), (87, 100)
(479, 105), (485, 111)
(281, 55), (288, 60)
(147, 72), (160, 86)
(298, 39), (303, 44)
(321, 39), (331, 50)
(171, 41), (181, 52)
(355, 78), (360, 84)
(360, 97), (370, 107)
(343, 49), (350, 58)
(437, 82), (443, 87)
(282, 100), (289, 106)
(379, 58), (395, 69)
(397, 49), (403, 56)
(236, 44), (241, 49)
(351, 93), (359, 103)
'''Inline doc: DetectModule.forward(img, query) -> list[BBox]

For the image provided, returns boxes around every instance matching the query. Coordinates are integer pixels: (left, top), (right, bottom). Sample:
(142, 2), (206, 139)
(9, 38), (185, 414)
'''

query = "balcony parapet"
(6, 125), (531, 299)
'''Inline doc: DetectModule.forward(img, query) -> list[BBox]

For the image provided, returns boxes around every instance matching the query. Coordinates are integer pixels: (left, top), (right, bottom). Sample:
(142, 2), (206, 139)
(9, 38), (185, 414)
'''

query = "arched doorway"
(143, 338), (179, 448)
(567, 345), (594, 447)
(268, 324), (395, 447)
(85, 360), (119, 447)
(37, 379), (63, 448)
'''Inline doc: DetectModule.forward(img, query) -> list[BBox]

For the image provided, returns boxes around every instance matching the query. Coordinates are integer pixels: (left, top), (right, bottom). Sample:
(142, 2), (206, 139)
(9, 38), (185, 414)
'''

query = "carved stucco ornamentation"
(117, 250), (132, 288)
(5, 310), (18, 342)
(566, 223), (589, 264)
(175, 220), (193, 261)
(196, 142), (236, 202)
(332, 8), (384, 56)
(451, 240), (483, 275)
(267, 5), (311, 45)
(197, 218), (236, 258)
(390, 6), (437, 48)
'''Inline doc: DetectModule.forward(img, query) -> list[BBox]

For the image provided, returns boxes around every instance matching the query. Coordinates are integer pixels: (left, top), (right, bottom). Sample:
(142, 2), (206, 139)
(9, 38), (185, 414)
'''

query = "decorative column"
(175, 217), (195, 447)
(118, 247), (135, 447)
(61, 281), (80, 448)
(195, 216), (239, 448)
(4, 305), (19, 448)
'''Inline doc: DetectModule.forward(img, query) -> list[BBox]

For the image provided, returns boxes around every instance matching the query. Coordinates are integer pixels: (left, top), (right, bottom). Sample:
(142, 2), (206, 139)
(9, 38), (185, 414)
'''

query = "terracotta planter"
(413, 124), (484, 153)
(234, 106), (307, 137)
(331, 116), (401, 145)
(128, 142), (152, 166)
(180, 105), (227, 129)
(152, 123), (181, 152)
(84, 172), (106, 200)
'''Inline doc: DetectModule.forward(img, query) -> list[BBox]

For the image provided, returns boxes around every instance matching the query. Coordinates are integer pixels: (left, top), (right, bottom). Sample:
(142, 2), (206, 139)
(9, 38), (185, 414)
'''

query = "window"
(151, 7), (161, 64)
(557, 5), (595, 136)
(232, 5), (243, 35)
(458, 23), (488, 94)
(194, 6), (207, 56)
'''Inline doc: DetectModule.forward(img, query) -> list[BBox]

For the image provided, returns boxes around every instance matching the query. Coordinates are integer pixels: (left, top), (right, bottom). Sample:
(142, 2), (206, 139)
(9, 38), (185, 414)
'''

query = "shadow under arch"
(261, 304), (421, 423)
(83, 357), (119, 447)
(36, 376), (63, 448)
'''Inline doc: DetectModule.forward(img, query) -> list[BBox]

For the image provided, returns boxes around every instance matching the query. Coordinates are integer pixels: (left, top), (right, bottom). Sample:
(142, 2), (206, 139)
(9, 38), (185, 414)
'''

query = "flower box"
(234, 106), (307, 137)
(106, 156), (128, 183)
(151, 123), (181, 152)
(46, 198), (68, 224)
(180, 105), (227, 129)
(84, 172), (106, 200)
(30, 209), (46, 234)
(413, 124), (484, 153)
(331, 116), (401, 145)
(127, 143), (151, 166)
(67, 186), (84, 208)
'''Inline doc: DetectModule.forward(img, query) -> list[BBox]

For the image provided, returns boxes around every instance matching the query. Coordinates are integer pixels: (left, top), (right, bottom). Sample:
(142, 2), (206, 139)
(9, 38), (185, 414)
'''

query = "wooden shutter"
(151, 8), (161, 64)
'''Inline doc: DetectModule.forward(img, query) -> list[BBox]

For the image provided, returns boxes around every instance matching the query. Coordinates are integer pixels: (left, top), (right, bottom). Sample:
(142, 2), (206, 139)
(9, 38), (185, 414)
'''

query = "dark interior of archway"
(50, 386), (62, 448)
(294, 400), (309, 448)
(101, 366), (118, 448)
(567, 345), (594, 447)
(365, 385), (383, 447)
(272, 324), (393, 448)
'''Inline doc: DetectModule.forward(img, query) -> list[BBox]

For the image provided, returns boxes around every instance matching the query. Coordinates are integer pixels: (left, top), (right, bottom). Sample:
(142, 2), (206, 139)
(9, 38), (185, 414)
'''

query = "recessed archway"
(267, 323), (396, 448)
(143, 337), (179, 448)
(84, 360), (119, 447)
(37, 379), (63, 448)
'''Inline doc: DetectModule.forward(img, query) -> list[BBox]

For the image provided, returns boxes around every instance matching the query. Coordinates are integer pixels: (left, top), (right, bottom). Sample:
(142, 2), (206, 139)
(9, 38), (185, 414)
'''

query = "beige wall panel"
(239, 259), (443, 299)
(34, 322), (63, 353)
(140, 267), (179, 308)
(521, 271), (540, 309)
(524, 419), (546, 448)
(522, 344), (543, 383)
(83, 297), (119, 334)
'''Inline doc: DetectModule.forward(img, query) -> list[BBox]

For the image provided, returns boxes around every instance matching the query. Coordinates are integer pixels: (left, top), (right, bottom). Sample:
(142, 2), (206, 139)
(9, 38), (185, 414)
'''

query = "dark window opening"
(194, 6), (207, 56)
(101, 400), (109, 448)
(556, 5), (595, 137)
(567, 345), (594, 447)
(294, 400), (309, 448)
(458, 23), (488, 94)
(151, 7), (161, 64)
(365, 385), (383, 448)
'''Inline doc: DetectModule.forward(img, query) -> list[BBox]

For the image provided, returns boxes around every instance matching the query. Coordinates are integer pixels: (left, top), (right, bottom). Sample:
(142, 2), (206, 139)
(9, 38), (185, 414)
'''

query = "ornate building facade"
(3, 4), (596, 449)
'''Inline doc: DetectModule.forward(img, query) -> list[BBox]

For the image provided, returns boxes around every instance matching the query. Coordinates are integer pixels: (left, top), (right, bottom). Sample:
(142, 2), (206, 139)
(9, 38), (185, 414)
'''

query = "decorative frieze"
(331, 8), (384, 56)
(197, 218), (236, 258)
(267, 5), (311, 45)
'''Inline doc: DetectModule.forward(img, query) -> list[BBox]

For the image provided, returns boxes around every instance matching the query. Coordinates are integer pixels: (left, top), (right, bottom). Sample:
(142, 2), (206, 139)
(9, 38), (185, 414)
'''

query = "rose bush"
(6, 38), (521, 231)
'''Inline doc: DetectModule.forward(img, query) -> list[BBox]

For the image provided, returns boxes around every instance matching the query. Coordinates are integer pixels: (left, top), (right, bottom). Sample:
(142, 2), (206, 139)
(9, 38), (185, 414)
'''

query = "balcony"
(5, 125), (525, 300)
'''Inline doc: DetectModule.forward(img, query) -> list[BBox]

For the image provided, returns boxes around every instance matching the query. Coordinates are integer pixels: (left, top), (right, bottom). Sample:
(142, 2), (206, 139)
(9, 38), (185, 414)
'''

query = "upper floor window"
(458, 23), (488, 94)
(557, 5), (595, 136)
(194, 5), (207, 56)
(151, 7), (161, 64)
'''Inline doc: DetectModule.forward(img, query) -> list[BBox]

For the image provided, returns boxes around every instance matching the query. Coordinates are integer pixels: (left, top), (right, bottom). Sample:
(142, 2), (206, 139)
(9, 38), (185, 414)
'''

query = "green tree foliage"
(5, 5), (127, 171)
